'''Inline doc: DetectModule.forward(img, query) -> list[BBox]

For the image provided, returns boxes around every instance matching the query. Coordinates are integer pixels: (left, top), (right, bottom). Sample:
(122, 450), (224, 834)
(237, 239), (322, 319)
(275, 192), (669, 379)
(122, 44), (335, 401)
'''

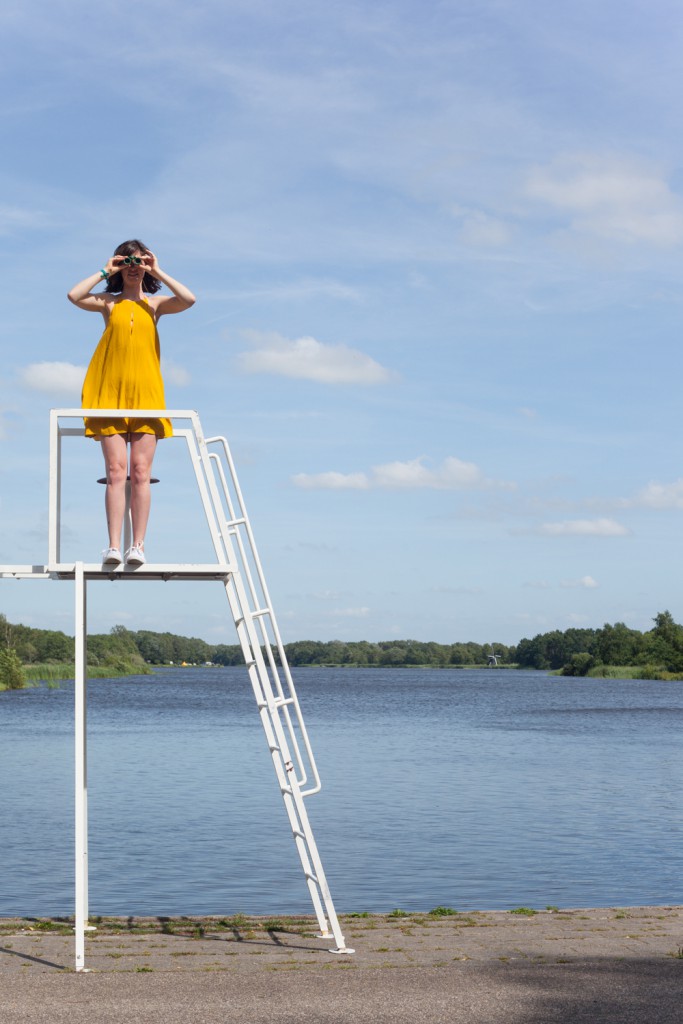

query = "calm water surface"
(2, 667), (682, 916)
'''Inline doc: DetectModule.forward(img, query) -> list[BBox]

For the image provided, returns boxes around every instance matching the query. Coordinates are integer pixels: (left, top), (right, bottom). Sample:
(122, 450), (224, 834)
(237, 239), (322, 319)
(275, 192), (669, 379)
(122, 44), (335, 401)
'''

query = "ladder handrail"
(200, 437), (321, 796)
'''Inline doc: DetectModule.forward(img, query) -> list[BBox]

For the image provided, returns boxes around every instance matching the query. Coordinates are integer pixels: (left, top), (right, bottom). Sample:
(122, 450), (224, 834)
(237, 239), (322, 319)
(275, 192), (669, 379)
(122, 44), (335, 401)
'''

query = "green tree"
(561, 652), (595, 677)
(0, 645), (26, 689)
(213, 644), (245, 666)
(595, 622), (639, 665)
(639, 610), (683, 671)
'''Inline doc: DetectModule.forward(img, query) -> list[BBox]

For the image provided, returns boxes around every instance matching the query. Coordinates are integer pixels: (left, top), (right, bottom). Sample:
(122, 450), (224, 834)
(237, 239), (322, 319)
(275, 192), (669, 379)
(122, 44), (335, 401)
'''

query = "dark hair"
(104, 239), (162, 294)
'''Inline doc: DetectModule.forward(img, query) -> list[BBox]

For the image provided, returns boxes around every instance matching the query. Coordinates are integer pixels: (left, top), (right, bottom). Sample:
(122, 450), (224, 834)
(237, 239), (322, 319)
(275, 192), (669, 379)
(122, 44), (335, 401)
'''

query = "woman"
(68, 240), (195, 566)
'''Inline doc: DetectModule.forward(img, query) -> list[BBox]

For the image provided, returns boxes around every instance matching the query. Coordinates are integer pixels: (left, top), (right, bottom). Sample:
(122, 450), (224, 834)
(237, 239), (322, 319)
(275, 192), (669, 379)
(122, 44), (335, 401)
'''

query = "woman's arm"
(144, 251), (196, 316)
(67, 258), (118, 311)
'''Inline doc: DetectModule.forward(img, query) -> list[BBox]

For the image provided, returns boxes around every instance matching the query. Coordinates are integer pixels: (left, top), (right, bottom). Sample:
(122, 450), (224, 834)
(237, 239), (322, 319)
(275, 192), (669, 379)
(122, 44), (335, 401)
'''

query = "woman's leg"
(100, 434), (129, 549)
(129, 432), (157, 548)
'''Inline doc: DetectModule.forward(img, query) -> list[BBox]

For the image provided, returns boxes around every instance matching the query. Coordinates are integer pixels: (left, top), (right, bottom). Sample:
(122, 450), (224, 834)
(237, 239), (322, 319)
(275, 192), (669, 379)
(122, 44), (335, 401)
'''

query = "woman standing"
(68, 240), (195, 565)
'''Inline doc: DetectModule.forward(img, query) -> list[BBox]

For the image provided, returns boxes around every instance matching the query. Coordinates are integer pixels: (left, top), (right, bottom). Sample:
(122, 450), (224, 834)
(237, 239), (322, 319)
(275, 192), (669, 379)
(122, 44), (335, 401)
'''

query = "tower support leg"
(74, 563), (89, 972)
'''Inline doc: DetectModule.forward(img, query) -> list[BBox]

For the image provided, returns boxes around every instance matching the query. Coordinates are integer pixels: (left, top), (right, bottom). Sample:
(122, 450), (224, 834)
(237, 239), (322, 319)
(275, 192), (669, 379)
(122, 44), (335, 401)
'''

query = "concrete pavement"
(1, 906), (682, 1022)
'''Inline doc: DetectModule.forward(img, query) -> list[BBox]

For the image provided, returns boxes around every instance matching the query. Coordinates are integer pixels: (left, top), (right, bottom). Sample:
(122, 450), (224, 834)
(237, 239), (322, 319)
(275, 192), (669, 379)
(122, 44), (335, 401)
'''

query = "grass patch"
(7, 918), (75, 934)
(387, 909), (409, 918)
(509, 907), (538, 916)
(261, 918), (286, 932)
(428, 906), (458, 917)
(215, 914), (249, 930)
(23, 662), (152, 682)
(23, 664), (74, 682)
(585, 664), (683, 681)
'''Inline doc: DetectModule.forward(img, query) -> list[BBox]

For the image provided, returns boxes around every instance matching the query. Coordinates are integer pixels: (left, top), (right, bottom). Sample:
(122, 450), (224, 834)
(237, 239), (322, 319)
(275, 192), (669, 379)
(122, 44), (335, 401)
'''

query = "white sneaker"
(125, 544), (146, 566)
(102, 547), (122, 565)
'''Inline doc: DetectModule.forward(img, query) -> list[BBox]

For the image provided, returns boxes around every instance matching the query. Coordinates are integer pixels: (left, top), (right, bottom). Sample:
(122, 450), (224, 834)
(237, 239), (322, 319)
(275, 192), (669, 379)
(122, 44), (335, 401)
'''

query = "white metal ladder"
(2, 408), (353, 970)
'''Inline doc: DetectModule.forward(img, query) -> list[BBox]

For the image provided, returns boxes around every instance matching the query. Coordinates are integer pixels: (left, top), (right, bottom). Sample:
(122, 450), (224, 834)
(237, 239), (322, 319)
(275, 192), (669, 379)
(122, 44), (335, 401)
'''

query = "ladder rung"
(257, 696), (294, 710)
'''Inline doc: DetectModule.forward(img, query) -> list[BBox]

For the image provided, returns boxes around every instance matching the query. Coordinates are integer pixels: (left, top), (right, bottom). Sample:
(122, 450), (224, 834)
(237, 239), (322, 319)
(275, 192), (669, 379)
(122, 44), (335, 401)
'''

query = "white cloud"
(456, 210), (512, 248)
(161, 359), (191, 386)
(206, 279), (363, 304)
(373, 456), (484, 489)
(526, 154), (683, 247)
(21, 361), (84, 396)
(525, 575), (599, 589)
(236, 331), (392, 385)
(333, 606), (371, 618)
(0, 203), (51, 235)
(292, 456), (515, 491)
(538, 518), (630, 537)
(430, 585), (485, 596)
(624, 479), (683, 510)
(560, 575), (599, 589)
(292, 471), (369, 490)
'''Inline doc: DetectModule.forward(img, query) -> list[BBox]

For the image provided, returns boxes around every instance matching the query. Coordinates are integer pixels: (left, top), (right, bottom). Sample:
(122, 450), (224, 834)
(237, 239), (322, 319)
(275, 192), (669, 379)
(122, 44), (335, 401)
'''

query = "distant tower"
(487, 645), (499, 666)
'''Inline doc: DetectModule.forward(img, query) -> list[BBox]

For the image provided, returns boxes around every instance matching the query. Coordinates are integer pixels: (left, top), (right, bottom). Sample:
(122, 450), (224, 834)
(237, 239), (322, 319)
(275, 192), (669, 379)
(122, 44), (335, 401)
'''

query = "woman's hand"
(105, 254), (125, 276)
(141, 250), (162, 279)
(145, 252), (196, 315)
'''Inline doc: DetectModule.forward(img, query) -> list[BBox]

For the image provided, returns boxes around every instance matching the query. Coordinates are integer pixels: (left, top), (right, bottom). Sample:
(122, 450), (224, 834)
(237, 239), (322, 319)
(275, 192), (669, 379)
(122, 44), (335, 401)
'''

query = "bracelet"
(99, 268), (108, 280)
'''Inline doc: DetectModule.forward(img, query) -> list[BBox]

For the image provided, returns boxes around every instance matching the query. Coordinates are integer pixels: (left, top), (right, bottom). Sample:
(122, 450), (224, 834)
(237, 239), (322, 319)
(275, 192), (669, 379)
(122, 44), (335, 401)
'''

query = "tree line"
(1, 610), (682, 689)
(515, 611), (683, 675)
(0, 614), (513, 674)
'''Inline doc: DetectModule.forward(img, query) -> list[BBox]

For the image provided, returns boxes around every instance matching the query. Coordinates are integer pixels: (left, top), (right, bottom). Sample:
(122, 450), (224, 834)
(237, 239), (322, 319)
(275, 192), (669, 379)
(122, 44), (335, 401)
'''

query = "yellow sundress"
(81, 298), (172, 438)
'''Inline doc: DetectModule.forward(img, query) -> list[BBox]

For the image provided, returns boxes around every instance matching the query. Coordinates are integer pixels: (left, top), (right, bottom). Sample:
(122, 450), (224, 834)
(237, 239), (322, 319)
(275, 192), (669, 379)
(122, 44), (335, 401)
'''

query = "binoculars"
(120, 255), (143, 266)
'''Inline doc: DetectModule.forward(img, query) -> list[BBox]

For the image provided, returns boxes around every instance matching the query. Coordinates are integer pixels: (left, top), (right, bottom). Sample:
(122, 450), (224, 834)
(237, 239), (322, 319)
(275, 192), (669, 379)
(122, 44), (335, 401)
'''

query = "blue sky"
(0, 0), (681, 645)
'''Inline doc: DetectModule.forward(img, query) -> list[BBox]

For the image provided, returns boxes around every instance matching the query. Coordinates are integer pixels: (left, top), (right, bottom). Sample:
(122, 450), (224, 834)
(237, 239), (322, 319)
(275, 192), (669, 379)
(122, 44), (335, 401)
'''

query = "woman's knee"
(129, 435), (156, 487)
(101, 435), (128, 485)
(129, 460), (151, 487)
(105, 458), (128, 486)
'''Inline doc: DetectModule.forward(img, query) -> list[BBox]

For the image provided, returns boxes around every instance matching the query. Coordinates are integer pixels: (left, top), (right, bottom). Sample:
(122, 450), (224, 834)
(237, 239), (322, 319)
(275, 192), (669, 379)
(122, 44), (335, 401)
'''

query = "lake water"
(2, 667), (683, 918)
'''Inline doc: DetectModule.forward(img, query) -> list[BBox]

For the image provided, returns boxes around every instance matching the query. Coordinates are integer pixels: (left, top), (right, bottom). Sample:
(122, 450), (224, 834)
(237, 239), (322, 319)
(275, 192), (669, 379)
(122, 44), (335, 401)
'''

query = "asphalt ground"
(1, 906), (682, 1023)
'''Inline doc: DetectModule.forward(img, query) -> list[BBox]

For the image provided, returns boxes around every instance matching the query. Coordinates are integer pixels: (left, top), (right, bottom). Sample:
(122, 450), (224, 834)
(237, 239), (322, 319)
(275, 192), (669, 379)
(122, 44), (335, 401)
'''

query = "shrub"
(0, 646), (26, 690)
(561, 652), (595, 677)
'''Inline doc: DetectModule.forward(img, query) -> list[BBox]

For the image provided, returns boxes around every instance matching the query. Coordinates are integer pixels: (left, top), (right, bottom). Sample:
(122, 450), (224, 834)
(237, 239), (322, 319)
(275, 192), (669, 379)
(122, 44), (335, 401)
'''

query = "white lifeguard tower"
(0, 408), (353, 970)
